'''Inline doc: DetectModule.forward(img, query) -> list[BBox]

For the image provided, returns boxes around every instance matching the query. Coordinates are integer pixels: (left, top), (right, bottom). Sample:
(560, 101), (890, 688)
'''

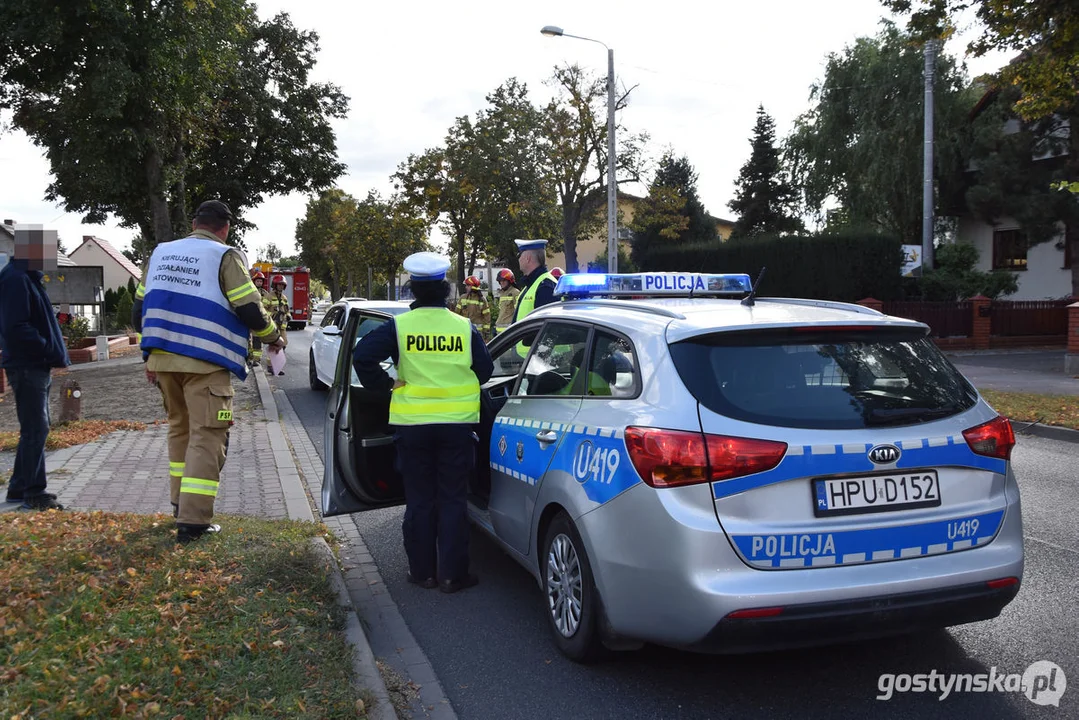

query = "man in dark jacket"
(0, 227), (70, 510)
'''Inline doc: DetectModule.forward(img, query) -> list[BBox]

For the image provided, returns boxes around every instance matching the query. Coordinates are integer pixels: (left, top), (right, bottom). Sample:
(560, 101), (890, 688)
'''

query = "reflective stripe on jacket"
(389, 308), (480, 425)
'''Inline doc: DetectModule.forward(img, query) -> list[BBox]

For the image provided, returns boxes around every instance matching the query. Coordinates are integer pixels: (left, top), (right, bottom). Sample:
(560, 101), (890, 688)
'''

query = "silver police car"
(323, 272), (1023, 662)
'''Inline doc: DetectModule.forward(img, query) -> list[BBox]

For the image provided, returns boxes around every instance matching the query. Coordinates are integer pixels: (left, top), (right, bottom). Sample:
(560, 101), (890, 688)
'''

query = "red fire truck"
(262, 265), (311, 330)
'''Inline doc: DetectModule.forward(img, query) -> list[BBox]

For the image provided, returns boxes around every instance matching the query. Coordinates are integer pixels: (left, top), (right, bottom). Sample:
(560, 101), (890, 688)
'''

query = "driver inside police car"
(352, 252), (493, 594)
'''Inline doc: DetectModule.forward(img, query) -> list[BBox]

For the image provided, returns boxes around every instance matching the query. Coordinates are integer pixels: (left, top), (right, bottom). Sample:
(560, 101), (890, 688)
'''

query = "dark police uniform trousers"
(395, 424), (475, 582)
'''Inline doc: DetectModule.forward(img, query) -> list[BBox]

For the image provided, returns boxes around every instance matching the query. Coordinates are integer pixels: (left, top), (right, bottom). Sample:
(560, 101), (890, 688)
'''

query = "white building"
(68, 235), (141, 292)
(955, 217), (1072, 299)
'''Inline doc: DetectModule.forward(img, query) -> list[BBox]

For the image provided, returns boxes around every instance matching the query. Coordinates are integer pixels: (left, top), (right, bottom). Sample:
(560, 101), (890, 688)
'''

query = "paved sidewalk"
(0, 365), (401, 720)
(948, 349), (1078, 396)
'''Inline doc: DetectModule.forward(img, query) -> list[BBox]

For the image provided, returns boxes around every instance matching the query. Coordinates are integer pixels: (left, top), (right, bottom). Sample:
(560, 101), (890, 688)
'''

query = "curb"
(1012, 420), (1079, 445)
(251, 364), (398, 720)
(311, 536), (398, 720)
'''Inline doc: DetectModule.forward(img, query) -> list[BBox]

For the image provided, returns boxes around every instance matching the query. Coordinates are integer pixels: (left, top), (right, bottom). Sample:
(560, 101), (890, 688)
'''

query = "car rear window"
(669, 327), (978, 429)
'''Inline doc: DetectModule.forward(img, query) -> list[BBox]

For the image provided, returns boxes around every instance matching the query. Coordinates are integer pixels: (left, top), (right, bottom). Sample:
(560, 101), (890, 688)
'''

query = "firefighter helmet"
(497, 268), (515, 284)
(550, 267), (564, 279)
(253, 271), (265, 281)
(271, 274), (286, 289)
(464, 276), (481, 289)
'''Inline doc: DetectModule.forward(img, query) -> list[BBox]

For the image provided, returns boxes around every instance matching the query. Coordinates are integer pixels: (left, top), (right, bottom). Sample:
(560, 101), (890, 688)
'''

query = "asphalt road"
(277, 320), (1077, 719)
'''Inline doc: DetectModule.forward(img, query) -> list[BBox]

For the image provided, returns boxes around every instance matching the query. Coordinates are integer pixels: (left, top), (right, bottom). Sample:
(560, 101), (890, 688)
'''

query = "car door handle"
(535, 430), (558, 444)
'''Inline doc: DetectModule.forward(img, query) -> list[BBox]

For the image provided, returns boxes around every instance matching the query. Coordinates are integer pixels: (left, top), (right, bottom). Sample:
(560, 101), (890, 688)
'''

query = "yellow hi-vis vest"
(389, 308), (480, 425)
(513, 270), (557, 323)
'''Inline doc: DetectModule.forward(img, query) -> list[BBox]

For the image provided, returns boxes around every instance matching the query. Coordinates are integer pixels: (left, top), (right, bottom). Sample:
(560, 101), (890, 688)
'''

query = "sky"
(0, 0), (1011, 262)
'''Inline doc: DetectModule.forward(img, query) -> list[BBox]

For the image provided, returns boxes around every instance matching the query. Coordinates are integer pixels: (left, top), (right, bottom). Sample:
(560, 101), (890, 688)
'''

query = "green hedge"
(641, 232), (905, 302)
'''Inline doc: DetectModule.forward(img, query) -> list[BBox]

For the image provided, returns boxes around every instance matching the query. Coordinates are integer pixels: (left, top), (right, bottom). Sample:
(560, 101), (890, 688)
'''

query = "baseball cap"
(194, 200), (233, 221)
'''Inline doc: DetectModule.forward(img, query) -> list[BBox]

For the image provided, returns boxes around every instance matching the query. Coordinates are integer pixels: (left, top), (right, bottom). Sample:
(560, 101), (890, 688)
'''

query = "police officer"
(493, 268), (519, 336)
(353, 252), (493, 593)
(133, 200), (284, 543)
(511, 239), (558, 323)
(455, 276), (491, 340)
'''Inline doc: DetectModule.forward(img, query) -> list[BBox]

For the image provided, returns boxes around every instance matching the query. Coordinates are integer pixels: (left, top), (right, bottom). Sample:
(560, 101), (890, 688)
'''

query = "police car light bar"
(554, 272), (753, 299)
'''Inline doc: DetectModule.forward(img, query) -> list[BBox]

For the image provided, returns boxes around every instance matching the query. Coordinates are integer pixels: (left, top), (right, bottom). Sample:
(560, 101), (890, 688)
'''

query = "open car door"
(322, 308), (407, 517)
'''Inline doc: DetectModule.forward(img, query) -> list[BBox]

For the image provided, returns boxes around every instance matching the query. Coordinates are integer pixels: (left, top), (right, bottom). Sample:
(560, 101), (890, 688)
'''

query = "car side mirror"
(322, 326), (342, 337)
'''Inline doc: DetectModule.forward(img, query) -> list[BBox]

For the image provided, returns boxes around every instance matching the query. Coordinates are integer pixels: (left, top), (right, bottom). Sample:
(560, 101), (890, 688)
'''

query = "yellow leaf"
(126, 568), (137, 577)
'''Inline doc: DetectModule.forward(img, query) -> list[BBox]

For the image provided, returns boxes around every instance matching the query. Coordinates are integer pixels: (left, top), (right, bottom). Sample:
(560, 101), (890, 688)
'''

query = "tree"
(542, 64), (648, 272)
(468, 80), (561, 277)
(631, 153), (717, 266)
(729, 106), (804, 240)
(295, 188), (359, 300)
(785, 25), (970, 241)
(0, 1), (347, 248)
(883, 0), (1079, 121)
(394, 80), (560, 287)
(918, 243), (1017, 299)
(265, 243), (283, 264)
(114, 288), (134, 332)
(960, 85), (1079, 294)
(122, 235), (153, 268)
(394, 144), (480, 289)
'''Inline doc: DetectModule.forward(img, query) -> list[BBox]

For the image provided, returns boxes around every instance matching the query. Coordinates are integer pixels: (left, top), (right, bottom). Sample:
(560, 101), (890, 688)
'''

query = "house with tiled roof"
(68, 234), (141, 291)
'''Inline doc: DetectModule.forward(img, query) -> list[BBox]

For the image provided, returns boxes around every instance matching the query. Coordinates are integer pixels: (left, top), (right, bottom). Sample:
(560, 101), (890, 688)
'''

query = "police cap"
(514, 239), (548, 253)
(403, 252), (450, 282)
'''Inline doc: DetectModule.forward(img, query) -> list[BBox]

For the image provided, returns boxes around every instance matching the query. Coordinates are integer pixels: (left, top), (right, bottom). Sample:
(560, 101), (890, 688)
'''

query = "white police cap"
(514, 238), (549, 253)
(403, 251), (450, 281)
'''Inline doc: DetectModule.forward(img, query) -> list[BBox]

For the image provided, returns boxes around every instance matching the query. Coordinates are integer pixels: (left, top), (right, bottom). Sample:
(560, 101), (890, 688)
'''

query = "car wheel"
(542, 511), (604, 662)
(309, 350), (327, 391)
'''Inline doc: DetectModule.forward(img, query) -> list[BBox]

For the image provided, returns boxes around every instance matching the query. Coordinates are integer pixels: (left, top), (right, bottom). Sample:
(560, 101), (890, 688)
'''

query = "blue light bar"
(554, 272), (752, 298)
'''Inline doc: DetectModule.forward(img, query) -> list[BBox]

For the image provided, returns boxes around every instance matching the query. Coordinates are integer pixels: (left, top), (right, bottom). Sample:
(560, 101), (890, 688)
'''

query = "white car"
(309, 299), (411, 391)
(314, 299), (334, 314)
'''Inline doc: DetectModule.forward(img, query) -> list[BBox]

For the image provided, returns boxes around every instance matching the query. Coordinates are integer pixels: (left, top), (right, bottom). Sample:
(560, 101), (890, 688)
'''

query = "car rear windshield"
(669, 327), (978, 429)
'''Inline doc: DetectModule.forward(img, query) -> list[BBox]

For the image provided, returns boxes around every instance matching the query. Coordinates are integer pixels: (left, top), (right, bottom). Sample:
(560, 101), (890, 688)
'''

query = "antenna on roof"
(741, 267), (766, 307)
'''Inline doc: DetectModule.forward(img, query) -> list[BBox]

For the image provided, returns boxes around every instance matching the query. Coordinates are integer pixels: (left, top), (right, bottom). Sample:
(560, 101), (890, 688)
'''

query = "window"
(489, 328), (539, 382)
(321, 307), (341, 328)
(669, 328), (978, 430)
(518, 323), (590, 397)
(349, 315), (391, 386)
(585, 331), (639, 398)
(993, 229), (1028, 270)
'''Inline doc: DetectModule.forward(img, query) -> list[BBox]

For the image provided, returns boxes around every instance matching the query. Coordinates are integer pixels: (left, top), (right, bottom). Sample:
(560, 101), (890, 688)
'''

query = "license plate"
(813, 471), (941, 517)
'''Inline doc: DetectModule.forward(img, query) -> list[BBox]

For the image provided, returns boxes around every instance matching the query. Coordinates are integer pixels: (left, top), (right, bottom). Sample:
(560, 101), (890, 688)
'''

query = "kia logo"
(868, 444), (901, 464)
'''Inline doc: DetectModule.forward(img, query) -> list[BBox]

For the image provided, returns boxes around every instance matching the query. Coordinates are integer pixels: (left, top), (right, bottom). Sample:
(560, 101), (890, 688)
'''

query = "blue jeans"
(6, 366), (52, 501)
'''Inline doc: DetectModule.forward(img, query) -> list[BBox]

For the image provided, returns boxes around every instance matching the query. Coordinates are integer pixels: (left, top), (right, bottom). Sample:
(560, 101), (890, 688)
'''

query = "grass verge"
(0, 512), (363, 718)
(0, 420), (147, 452)
(981, 389), (1079, 431)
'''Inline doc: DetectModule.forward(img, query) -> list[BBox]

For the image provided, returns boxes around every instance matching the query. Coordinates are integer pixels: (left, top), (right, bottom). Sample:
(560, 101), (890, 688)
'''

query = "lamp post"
(541, 25), (618, 272)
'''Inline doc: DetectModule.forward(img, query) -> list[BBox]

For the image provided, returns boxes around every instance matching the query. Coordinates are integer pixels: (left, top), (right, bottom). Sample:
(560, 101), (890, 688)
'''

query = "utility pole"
(367, 266), (373, 299)
(922, 38), (938, 272)
(607, 47), (618, 273)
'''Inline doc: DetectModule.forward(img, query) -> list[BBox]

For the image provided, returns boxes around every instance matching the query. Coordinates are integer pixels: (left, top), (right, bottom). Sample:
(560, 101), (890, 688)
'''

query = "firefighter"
(247, 272), (270, 365)
(265, 274), (291, 369)
(352, 252), (493, 593)
(493, 268), (519, 336)
(132, 200), (284, 543)
(455, 276), (491, 340)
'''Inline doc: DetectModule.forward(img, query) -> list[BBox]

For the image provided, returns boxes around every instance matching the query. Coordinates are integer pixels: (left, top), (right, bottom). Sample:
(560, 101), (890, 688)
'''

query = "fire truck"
(253, 262), (311, 330)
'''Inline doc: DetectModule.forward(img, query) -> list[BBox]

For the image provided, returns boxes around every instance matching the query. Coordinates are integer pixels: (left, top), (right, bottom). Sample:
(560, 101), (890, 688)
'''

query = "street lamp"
(541, 25), (618, 273)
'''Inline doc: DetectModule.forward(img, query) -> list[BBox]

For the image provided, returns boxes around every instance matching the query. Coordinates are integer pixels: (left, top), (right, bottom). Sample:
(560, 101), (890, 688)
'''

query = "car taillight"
(624, 428), (709, 488)
(962, 416), (1015, 461)
(624, 427), (787, 488)
(705, 434), (788, 482)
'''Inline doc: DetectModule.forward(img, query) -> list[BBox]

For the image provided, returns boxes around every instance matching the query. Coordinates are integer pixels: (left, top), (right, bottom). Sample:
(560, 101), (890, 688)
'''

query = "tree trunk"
(455, 227), (467, 289)
(144, 144), (173, 247)
(467, 242), (479, 277)
(561, 206), (579, 273)
(169, 142), (188, 236)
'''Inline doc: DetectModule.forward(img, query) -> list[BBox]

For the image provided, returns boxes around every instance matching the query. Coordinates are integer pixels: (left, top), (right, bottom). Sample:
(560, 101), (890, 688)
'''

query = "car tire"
(309, 350), (327, 391)
(541, 511), (605, 663)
